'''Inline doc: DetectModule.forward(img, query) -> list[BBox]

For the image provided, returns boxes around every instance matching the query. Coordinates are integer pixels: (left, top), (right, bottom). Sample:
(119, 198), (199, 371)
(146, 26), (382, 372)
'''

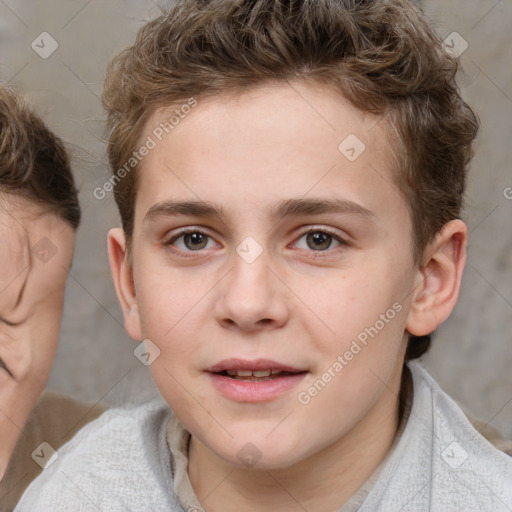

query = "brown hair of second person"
(0, 85), (80, 230)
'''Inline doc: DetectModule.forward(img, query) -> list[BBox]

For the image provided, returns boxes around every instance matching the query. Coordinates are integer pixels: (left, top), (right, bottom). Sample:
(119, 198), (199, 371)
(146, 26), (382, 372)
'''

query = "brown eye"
(293, 226), (348, 256)
(306, 232), (333, 251)
(295, 230), (344, 252)
(167, 230), (215, 252)
(183, 232), (209, 250)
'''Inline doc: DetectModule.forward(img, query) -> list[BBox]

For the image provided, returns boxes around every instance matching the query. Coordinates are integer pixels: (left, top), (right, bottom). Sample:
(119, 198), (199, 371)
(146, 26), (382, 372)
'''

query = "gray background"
(0, 1), (511, 437)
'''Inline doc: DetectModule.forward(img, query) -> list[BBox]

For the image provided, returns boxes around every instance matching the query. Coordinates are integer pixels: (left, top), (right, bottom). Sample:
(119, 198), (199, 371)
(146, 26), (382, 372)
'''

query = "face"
(112, 82), (425, 470)
(0, 195), (74, 475)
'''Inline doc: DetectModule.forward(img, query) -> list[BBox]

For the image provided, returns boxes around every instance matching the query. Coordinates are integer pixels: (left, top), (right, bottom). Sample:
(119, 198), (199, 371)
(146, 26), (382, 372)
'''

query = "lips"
(223, 369), (296, 381)
(207, 358), (305, 374)
(206, 358), (308, 401)
(207, 358), (307, 381)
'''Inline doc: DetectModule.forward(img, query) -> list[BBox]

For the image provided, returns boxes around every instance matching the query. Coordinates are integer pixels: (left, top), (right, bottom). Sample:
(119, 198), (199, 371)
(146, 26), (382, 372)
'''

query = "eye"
(294, 228), (345, 252)
(166, 229), (216, 252)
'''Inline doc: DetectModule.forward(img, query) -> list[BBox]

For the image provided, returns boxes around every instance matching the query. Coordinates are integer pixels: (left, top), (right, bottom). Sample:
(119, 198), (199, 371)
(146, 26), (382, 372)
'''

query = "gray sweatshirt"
(15, 362), (512, 511)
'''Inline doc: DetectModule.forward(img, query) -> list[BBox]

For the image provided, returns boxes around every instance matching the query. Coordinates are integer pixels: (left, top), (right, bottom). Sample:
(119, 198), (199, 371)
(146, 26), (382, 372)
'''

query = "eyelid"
(294, 224), (347, 240)
(294, 224), (348, 243)
(165, 226), (216, 243)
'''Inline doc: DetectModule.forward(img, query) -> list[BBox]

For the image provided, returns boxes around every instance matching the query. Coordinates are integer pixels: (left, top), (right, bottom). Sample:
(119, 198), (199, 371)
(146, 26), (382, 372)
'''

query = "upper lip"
(207, 358), (306, 373)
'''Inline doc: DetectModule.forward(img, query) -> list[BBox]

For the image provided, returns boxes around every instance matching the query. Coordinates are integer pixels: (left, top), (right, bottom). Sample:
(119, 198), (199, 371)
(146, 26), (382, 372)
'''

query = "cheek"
(303, 270), (410, 396)
(28, 305), (62, 372)
(309, 266), (405, 339)
(136, 268), (207, 354)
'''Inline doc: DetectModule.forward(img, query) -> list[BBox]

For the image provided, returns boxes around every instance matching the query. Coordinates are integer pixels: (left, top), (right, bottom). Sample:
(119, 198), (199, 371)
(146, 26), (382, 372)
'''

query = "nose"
(214, 247), (290, 332)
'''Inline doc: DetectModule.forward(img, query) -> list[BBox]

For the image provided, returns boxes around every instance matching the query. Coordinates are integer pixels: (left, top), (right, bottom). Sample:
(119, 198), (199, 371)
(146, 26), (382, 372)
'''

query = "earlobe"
(107, 228), (142, 341)
(406, 220), (467, 337)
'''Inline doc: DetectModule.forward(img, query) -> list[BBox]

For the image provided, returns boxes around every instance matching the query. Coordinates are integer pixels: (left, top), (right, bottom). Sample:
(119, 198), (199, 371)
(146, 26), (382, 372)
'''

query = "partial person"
(0, 84), (105, 511)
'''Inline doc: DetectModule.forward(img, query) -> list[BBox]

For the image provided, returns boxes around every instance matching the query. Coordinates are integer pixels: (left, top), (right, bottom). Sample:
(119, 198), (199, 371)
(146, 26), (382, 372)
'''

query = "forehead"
(0, 194), (73, 256)
(0, 194), (75, 313)
(134, 81), (404, 224)
(0, 197), (31, 287)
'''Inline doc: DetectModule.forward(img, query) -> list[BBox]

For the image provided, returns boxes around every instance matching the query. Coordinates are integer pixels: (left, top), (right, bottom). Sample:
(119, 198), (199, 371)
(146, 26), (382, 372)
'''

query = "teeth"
(235, 370), (253, 377)
(224, 369), (282, 377)
(253, 370), (271, 377)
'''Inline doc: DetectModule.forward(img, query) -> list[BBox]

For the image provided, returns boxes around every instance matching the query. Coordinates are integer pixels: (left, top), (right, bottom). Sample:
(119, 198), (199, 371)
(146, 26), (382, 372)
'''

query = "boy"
(0, 84), (105, 510)
(16, 0), (512, 510)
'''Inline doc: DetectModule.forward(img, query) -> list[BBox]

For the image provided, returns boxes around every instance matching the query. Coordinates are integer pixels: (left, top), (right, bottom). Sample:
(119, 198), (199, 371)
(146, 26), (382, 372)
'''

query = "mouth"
(213, 369), (304, 381)
(206, 358), (308, 402)
(207, 358), (307, 378)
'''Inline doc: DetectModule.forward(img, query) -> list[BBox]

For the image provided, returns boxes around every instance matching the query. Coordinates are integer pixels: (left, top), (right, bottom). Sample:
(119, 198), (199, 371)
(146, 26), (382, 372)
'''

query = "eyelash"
(163, 226), (348, 258)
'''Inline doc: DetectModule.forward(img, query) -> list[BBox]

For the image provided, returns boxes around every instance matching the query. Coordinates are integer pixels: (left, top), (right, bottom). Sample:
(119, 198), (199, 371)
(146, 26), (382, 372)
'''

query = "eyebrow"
(144, 198), (375, 224)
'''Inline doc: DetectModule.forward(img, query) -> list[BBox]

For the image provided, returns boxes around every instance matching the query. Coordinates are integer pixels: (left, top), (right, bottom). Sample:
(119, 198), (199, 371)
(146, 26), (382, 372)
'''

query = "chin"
(208, 430), (309, 471)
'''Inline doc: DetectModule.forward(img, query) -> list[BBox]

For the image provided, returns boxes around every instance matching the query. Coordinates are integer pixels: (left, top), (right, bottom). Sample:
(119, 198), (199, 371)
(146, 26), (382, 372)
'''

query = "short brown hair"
(102, 0), (479, 358)
(0, 84), (80, 229)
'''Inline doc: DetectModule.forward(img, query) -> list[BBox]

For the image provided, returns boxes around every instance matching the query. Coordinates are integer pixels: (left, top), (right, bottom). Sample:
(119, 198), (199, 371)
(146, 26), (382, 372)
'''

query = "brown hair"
(0, 84), (80, 229)
(102, 0), (479, 359)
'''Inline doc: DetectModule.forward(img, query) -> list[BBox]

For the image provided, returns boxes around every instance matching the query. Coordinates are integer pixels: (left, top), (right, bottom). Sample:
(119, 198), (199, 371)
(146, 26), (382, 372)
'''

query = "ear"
(406, 219), (467, 336)
(107, 228), (142, 341)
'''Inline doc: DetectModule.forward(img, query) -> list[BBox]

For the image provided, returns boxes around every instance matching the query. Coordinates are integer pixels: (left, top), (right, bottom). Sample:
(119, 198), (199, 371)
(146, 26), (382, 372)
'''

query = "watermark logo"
(441, 441), (468, 469)
(338, 134), (366, 162)
(31, 237), (58, 263)
(31, 442), (58, 469)
(443, 32), (469, 58)
(236, 236), (264, 264)
(134, 338), (161, 366)
(31, 32), (59, 59)
(237, 442), (263, 467)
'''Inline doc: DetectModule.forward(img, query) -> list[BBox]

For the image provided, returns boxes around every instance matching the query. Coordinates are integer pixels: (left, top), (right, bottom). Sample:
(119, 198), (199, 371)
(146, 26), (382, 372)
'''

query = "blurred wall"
(0, 0), (511, 436)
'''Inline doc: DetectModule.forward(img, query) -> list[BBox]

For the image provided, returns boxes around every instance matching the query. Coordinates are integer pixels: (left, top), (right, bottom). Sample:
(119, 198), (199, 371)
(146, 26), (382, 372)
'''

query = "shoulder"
(360, 362), (512, 511)
(409, 361), (512, 459)
(45, 398), (172, 464)
(462, 410), (512, 457)
(0, 391), (106, 512)
(416, 362), (512, 507)
(415, 362), (512, 508)
(15, 400), (181, 512)
(67, 397), (171, 442)
(27, 390), (107, 443)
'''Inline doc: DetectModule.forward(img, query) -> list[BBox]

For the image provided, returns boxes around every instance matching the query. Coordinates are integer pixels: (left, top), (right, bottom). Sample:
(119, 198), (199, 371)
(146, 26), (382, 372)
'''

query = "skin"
(109, 81), (467, 511)
(0, 194), (75, 480)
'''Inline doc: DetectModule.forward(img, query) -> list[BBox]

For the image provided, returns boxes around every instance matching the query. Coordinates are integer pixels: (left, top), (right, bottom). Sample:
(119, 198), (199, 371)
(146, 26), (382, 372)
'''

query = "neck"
(188, 365), (404, 512)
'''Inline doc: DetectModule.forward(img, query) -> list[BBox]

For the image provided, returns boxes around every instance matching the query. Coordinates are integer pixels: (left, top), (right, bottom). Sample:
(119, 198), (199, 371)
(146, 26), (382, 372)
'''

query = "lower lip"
(207, 372), (308, 402)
